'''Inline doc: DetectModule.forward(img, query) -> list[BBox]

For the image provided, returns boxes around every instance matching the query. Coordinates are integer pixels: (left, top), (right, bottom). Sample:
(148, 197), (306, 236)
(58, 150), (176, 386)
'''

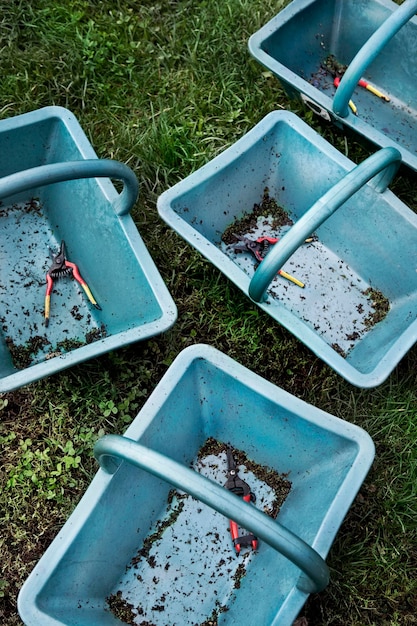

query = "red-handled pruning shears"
(224, 446), (258, 554)
(233, 234), (307, 288)
(45, 240), (101, 327)
(323, 54), (390, 117)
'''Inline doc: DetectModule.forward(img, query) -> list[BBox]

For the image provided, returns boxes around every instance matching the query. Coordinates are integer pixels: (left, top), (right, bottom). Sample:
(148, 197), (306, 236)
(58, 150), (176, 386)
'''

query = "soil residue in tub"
(106, 591), (140, 625)
(322, 54), (347, 78)
(86, 323), (107, 344)
(200, 603), (229, 626)
(308, 54), (347, 91)
(131, 494), (186, 565)
(0, 197), (42, 218)
(362, 287), (390, 327)
(197, 437), (291, 518)
(221, 188), (293, 245)
(106, 438), (291, 625)
(332, 287), (390, 358)
(5, 324), (107, 369)
(5, 335), (51, 369)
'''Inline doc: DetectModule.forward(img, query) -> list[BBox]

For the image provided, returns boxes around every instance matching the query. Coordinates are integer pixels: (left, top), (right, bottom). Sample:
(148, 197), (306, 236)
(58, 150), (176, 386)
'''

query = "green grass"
(1, 1), (417, 624)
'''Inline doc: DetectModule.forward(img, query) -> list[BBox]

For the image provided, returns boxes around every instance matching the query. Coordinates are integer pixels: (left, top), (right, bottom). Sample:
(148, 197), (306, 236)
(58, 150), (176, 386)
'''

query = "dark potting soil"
(221, 188), (293, 245)
(5, 324), (107, 370)
(362, 287), (390, 327)
(106, 591), (140, 626)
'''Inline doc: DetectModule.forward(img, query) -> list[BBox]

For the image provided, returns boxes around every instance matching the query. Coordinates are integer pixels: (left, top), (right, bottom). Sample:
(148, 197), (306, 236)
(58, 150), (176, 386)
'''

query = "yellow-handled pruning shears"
(233, 234), (313, 288)
(45, 240), (101, 327)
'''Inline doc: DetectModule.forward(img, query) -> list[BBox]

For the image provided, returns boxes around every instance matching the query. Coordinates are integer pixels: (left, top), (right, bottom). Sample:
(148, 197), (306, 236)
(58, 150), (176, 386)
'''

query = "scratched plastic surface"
(18, 345), (375, 626)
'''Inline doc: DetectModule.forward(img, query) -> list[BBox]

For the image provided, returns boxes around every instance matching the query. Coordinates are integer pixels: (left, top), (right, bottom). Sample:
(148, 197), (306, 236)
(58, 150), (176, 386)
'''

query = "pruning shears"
(224, 446), (258, 554)
(45, 240), (101, 327)
(333, 76), (390, 102)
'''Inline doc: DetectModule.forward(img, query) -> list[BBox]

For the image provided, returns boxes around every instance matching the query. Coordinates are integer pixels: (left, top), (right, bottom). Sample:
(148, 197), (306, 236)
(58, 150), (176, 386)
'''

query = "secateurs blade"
(224, 446), (258, 554)
(44, 240), (101, 327)
(233, 234), (311, 288)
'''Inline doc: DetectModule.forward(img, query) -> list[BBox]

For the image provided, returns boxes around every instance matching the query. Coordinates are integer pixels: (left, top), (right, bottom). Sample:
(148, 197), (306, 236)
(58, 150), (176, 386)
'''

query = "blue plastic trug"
(157, 110), (417, 387)
(248, 0), (417, 171)
(18, 344), (375, 626)
(0, 106), (177, 391)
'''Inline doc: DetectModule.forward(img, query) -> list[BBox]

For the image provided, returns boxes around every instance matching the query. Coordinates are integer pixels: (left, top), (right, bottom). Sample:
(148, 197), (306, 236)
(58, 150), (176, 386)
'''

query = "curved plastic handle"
(248, 146), (401, 303)
(333, 0), (417, 117)
(0, 159), (139, 216)
(94, 434), (330, 594)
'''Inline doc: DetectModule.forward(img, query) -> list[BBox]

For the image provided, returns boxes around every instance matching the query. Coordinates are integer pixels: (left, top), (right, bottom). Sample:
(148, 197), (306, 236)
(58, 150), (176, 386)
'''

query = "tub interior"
(258, 0), (417, 151)
(32, 355), (361, 625)
(0, 114), (164, 380)
(168, 119), (417, 373)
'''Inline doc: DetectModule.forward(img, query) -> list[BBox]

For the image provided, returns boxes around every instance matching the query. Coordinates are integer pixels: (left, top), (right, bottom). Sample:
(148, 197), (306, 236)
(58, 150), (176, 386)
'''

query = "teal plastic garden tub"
(249, 0), (417, 171)
(0, 106), (176, 392)
(157, 111), (417, 388)
(18, 344), (375, 626)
